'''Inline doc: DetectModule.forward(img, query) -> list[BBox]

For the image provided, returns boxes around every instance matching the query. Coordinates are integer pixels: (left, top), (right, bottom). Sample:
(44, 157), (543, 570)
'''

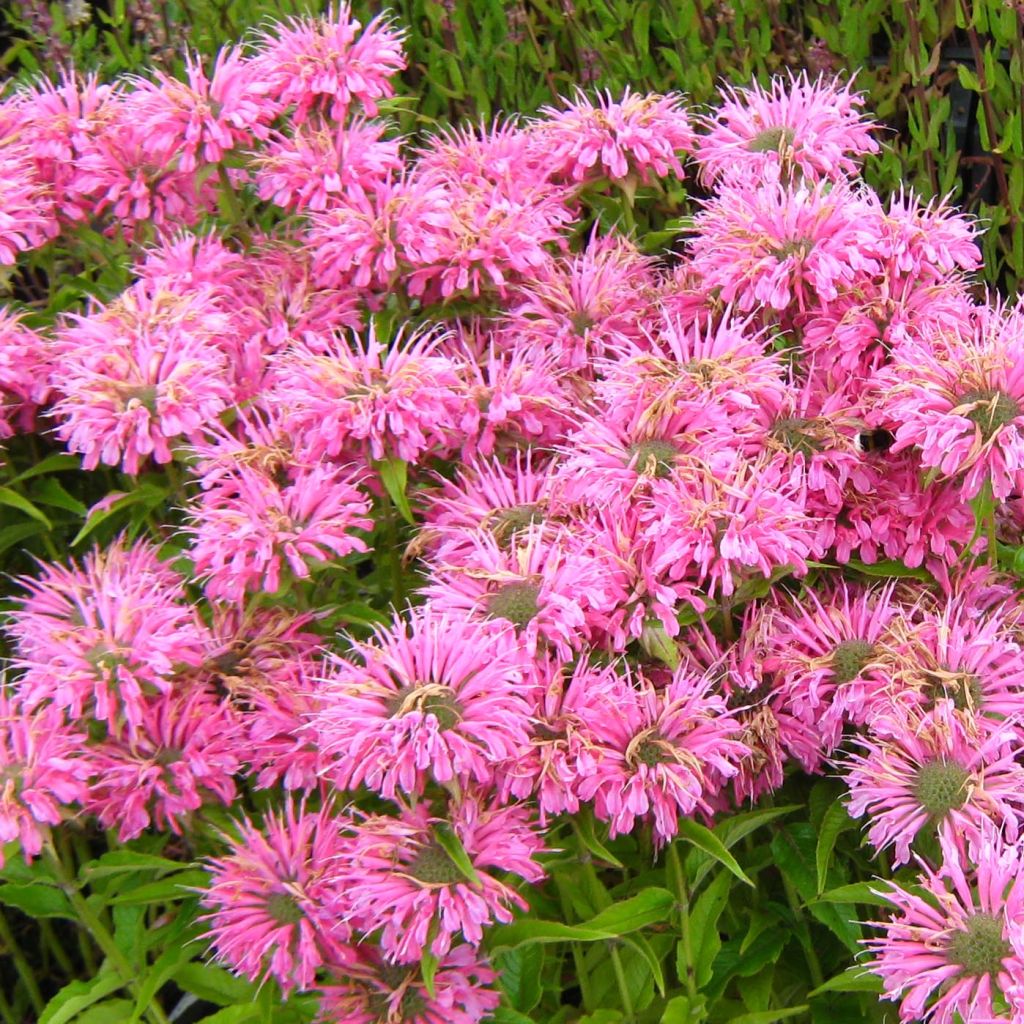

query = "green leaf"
(107, 868), (209, 904)
(72, 484), (169, 547)
(623, 933), (666, 996)
(0, 521), (45, 556)
(76, 1000), (134, 1024)
(808, 968), (884, 998)
(687, 868), (733, 989)
(689, 806), (799, 888)
(727, 1008), (810, 1023)
(489, 888), (673, 949)
(11, 453), (81, 483)
(81, 851), (189, 881)
(39, 973), (124, 1024)
(496, 945), (545, 1013)
(377, 457), (415, 524)
(173, 963), (257, 1007)
(0, 881), (74, 918)
(583, 887), (675, 935)
(0, 486), (52, 527)
(421, 948), (439, 998)
(195, 1007), (260, 1024)
(433, 823), (482, 886)
(131, 944), (195, 1022)
(813, 881), (894, 908)
(842, 557), (932, 581)
(815, 802), (856, 895)
(573, 810), (624, 868)
(676, 818), (754, 887)
(31, 477), (88, 517)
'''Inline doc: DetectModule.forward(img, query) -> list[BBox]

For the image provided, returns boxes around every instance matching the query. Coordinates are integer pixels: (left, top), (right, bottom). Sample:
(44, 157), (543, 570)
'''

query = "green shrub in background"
(4, 0), (1024, 289)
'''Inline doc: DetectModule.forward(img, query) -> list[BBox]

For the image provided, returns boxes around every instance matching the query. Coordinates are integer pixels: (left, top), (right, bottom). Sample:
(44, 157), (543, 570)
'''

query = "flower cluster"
(4, 14), (1024, 1023)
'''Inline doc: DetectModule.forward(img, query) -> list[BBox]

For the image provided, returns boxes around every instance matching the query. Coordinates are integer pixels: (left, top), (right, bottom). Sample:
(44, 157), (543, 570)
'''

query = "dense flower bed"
(3, 6), (1024, 1024)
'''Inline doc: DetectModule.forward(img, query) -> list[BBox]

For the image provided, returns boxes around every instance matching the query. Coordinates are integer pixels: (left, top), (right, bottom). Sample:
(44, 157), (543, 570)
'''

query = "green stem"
(382, 491), (405, 609)
(43, 847), (172, 1024)
(556, 885), (595, 1012)
(609, 941), (635, 1022)
(0, 906), (45, 1015)
(667, 840), (698, 1000)
(0, 982), (16, 1024)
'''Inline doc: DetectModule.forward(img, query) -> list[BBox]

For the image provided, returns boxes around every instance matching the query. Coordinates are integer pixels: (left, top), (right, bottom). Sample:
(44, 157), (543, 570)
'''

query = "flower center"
(406, 841), (464, 886)
(388, 685), (463, 731)
(154, 747), (184, 767)
(490, 503), (544, 544)
(633, 739), (672, 766)
(570, 309), (595, 333)
(958, 388), (1020, 439)
(913, 760), (970, 818)
(949, 913), (1011, 977)
(747, 126), (796, 153)
(626, 439), (678, 478)
(771, 238), (815, 261)
(485, 581), (540, 627)
(831, 639), (876, 685)
(266, 891), (304, 926)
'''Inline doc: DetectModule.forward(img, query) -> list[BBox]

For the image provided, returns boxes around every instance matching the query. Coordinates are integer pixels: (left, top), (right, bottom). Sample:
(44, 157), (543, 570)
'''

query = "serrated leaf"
(496, 945), (544, 1013)
(107, 868), (209, 904)
(574, 810), (624, 868)
(816, 802), (856, 895)
(689, 806), (799, 888)
(39, 973), (124, 1024)
(72, 484), (169, 547)
(131, 944), (195, 1022)
(676, 818), (753, 887)
(687, 868), (732, 989)
(0, 881), (74, 918)
(623, 932), (666, 996)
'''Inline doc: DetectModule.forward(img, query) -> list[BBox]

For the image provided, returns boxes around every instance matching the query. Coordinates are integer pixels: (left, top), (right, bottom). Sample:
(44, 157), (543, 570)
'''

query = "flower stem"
(609, 941), (635, 1021)
(667, 840), (698, 1000)
(0, 982), (16, 1024)
(43, 846), (172, 1024)
(0, 906), (45, 1015)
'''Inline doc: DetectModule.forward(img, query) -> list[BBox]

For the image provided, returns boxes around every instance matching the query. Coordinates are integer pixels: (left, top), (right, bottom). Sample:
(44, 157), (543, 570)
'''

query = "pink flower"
(575, 665), (747, 842)
(0, 689), (90, 866)
(695, 72), (879, 185)
(252, 118), (402, 212)
(84, 687), (241, 841)
(0, 309), (50, 437)
(501, 234), (659, 371)
(535, 88), (694, 184)
(271, 326), (465, 464)
(201, 803), (355, 994)
(422, 527), (623, 659)
(0, 139), (56, 263)
(865, 822), (1024, 1024)
(878, 302), (1024, 499)
(844, 703), (1024, 866)
(337, 796), (545, 963)
(130, 46), (276, 172)
(251, 5), (406, 122)
(187, 461), (373, 601)
(316, 946), (500, 1024)
(6, 539), (209, 734)
(689, 178), (879, 314)
(314, 606), (531, 798)
(421, 450), (563, 564)
(641, 457), (815, 602)
(51, 282), (234, 474)
(12, 69), (121, 224)
(762, 580), (901, 751)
